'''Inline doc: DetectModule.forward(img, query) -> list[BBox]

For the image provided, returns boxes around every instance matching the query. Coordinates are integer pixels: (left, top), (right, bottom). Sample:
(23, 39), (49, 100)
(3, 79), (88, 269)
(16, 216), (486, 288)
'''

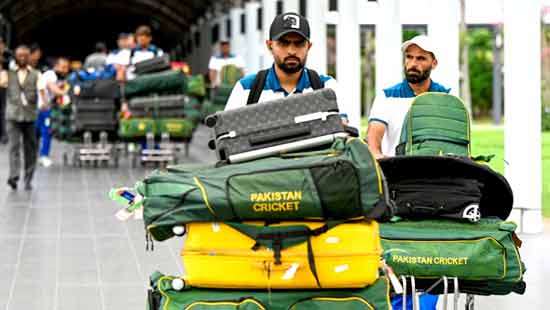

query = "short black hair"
(118, 32), (130, 40)
(136, 25), (152, 37)
(15, 45), (30, 53)
(55, 57), (69, 65)
(220, 41), (230, 45)
(30, 43), (41, 53)
(95, 42), (107, 53)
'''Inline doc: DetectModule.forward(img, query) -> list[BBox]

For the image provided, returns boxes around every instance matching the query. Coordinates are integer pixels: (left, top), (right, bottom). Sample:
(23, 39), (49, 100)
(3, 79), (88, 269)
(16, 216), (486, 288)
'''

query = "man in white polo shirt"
(225, 12), (346, 118)
(367, 35), (451, 159)
(208, 41), (245, 88)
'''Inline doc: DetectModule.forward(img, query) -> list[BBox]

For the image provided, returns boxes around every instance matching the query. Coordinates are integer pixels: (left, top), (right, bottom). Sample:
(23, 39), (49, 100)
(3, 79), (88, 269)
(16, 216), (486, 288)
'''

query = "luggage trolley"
(396, 276), (475, 310)
(130, 132), (189, 168)
(63, 130), (120, 168)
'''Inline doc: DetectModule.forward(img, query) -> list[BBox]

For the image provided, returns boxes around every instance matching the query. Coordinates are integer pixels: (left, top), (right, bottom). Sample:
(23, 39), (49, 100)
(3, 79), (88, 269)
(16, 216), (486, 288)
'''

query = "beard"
(275, 55), (305, 74)
(405, 67), (431, 84)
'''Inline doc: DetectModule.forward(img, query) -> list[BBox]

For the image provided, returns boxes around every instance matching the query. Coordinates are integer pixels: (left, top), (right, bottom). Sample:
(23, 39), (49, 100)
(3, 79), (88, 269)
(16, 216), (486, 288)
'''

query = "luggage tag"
(109, 185), (144, 221)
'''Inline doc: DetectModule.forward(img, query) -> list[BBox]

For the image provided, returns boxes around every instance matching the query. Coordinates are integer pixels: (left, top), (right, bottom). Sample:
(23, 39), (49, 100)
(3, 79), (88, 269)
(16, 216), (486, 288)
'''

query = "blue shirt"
(225, 65), (341, 112)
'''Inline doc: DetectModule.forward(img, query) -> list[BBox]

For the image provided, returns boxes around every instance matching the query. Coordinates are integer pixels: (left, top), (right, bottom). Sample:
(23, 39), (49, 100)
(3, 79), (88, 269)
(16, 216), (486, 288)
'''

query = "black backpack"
(246, 68), (323, 105)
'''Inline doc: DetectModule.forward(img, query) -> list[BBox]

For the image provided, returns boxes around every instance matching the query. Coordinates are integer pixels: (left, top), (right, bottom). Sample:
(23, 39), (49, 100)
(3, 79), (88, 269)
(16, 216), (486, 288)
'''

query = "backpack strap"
(246, 69), (269, 105)
(247, 68), (322, 106)
(307, 69), (323, 90)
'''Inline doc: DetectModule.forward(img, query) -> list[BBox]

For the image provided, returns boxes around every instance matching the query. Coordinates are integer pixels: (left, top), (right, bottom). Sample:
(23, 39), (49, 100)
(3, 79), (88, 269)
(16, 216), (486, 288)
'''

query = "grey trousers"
(7, 120), (37, 185)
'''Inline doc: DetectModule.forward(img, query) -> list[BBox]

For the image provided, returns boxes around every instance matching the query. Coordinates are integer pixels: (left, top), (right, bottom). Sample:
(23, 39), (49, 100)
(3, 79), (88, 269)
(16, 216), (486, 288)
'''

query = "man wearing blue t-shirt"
(225, 12), (347, 117)
(367, 35), (452, 310)
(367, 35), (451, 159)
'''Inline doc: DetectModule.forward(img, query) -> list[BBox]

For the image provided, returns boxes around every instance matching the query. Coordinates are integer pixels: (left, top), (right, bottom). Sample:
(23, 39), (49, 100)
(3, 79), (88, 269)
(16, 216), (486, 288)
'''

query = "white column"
(503, 0), (543, 233)
(427, 0), (460, 94)
(230, 7), (246, 69)
(218, 14), (228, 42)
(307, 0), (327, 74)
(245, 1), (262, 73)
(284, 0), (299, 14)
(375, 0), (402, 95)
(336, 0), (361, 130)
(262, 0), (278, 68)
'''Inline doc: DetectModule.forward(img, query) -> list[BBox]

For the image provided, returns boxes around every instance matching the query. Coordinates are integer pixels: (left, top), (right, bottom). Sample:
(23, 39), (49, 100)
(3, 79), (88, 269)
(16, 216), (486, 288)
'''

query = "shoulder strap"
(246, 69), (269, 105)
(307, 69), (323, 90)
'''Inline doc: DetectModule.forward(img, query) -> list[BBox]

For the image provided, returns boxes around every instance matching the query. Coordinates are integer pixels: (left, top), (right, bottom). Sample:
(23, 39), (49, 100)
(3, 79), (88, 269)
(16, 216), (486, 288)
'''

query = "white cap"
(401, 35), (437, 59)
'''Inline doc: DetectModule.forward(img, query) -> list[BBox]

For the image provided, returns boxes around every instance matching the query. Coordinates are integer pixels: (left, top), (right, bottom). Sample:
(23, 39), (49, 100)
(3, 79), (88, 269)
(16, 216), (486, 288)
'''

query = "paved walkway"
(0, 125), (547, 309)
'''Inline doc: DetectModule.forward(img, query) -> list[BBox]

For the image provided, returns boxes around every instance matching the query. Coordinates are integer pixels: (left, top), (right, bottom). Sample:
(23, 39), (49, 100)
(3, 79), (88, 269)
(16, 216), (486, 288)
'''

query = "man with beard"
(36, 57), (70, 167)
(367, 35), (451, 159)
(225, 13), (343, 114)
(0, 45), (45, 190)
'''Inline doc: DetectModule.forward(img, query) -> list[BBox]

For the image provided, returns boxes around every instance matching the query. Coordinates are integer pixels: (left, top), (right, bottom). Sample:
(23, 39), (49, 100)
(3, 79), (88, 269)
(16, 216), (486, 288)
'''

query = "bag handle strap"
(246, 69), (269, 105)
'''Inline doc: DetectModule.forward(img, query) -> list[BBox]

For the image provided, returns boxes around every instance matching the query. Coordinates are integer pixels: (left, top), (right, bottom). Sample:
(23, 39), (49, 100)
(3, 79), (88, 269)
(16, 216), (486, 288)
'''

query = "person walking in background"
(30, 44), (49, 73)
(36, 57), (70, 167)
(84, 42), (108, 71)
(208, 41), (245, 88)
(0, 45), (44, 190)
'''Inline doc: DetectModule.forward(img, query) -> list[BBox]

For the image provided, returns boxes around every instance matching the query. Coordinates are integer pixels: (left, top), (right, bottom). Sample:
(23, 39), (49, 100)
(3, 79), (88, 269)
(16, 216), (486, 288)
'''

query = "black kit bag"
(134, 54), (171, 75)
(378, 155), (513, 222)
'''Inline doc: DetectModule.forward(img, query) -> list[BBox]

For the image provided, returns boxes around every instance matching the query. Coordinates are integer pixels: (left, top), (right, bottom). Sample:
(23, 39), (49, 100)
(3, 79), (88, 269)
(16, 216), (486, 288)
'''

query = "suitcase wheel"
(204, 114), (217, 128)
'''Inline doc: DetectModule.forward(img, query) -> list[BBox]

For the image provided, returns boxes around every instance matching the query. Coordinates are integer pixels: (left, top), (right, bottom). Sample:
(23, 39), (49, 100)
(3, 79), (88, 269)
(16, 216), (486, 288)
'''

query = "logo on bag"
(391, 254), (469, 266)
(462, 204), (481, 222)
(250, 191), (303, 213)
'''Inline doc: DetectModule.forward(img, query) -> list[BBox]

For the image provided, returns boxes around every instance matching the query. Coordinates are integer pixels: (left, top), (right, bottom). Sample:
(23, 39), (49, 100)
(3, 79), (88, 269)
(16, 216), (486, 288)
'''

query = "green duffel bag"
(125, 70), (187, 98)
(139, 138), (391, 241)
(118, 118), (156, 138)
(147, 272), (392, 310)
(201, 99), (225, 119)
(187, 74), (206, 98)
(212, 83), (234, 106)
(396, 92), (471, 156)
(155, 118), (195, 138)
(380, 218), (526, 295)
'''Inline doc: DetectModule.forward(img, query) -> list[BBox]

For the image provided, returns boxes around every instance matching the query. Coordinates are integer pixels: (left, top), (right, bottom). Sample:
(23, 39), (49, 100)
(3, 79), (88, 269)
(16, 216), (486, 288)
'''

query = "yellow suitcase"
(181, 221), (381, 289)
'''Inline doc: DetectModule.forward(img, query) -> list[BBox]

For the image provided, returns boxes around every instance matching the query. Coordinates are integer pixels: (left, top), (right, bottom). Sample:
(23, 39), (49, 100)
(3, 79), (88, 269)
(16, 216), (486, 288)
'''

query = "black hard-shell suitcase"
(128, 94), (187, 117)
(206, 88), (351, 163)
(71, 97), (117, 132)
(134, 55), (171, 75)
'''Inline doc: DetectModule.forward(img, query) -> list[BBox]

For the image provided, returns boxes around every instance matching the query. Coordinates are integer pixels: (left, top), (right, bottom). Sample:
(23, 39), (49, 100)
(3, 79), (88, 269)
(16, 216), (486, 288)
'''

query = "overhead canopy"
(0, 0), (232, 60)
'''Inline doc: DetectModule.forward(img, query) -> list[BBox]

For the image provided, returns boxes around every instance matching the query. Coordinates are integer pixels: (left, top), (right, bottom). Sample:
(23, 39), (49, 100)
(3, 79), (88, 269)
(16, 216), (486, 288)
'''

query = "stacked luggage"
(202, 64), (243, 117)
(378, 93), (526, 307)
(119, 64), (203, 142)
(70, 79), (120, 136)
(112, 89), (396, 309)
(111, 90), (525, 309)
(51, 69), (120, 142)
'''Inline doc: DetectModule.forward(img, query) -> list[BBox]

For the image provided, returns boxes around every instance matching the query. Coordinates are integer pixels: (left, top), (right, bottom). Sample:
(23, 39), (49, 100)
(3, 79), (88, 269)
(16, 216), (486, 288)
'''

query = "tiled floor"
(0, 125), (548, 309)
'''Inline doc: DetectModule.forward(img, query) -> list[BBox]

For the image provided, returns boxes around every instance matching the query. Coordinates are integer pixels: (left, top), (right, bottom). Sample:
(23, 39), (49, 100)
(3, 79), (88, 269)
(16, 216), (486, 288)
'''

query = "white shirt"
(106, 49), (131, 66)
(368, 93), (414, 156)
(39, 70), (59, 107)
(208, 53), (245, 87)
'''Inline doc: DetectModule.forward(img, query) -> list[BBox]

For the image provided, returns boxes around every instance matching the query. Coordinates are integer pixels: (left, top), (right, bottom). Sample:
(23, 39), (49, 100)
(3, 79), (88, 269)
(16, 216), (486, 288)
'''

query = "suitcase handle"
(249, 126), (311, 146)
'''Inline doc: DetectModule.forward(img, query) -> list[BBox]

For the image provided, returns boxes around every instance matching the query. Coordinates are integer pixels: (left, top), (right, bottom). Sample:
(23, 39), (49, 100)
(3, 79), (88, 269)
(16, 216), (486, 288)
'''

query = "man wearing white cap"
(367, 35), (451, 159)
